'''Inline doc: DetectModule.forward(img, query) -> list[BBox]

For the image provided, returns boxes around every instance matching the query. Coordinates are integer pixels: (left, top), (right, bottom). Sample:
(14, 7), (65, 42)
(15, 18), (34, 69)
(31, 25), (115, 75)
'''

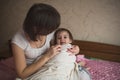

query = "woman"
(11, 3), (61, 79)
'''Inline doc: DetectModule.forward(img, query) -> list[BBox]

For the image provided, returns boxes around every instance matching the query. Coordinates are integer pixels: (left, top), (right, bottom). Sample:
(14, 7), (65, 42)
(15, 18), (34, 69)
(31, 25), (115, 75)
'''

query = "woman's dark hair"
(53, 28), (73, 45)
(23, 3), (60, 41)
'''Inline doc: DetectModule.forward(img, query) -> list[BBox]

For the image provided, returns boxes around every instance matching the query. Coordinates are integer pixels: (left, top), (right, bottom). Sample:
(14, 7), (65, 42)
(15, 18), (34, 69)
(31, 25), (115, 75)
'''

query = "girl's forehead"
(58, 31), (68, 35)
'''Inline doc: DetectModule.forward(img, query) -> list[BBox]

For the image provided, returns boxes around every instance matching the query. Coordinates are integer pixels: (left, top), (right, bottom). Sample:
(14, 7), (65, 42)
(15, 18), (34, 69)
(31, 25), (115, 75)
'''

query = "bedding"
(86, 60), (120, 80)
(0, 40), (120, 80)
(0, 57), (120, 80)
(0, 57), (17, 80)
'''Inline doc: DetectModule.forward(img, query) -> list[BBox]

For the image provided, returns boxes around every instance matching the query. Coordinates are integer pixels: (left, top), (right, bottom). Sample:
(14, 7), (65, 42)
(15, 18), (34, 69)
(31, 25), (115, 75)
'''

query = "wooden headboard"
(73, 40), (120, 62)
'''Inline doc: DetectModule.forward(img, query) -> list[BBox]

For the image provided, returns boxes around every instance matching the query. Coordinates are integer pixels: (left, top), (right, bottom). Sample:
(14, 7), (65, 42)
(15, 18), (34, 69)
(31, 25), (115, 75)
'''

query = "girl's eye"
(64, 36), (67, 39)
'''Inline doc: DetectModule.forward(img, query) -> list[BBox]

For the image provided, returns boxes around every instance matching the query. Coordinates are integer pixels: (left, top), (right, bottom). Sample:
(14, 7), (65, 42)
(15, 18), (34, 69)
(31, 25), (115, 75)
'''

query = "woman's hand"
(67, 45), (80, 55)
(45, 45), (61, 59)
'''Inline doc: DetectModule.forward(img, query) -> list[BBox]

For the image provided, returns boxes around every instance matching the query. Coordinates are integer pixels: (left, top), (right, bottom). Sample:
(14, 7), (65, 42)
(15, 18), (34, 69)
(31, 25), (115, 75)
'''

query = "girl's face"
(56, 31), (72, 45)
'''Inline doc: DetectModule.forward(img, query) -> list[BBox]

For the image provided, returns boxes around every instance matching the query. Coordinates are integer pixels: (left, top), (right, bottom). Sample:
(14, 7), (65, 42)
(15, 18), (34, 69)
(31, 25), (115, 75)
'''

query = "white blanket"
(24, 44), (91, 80)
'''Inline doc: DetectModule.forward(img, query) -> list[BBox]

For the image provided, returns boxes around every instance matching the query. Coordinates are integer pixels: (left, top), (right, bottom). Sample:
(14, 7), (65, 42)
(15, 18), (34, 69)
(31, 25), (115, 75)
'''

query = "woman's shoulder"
(48, 31), (54, 37)
(11, 29), (28, 49)
(47, 31), (55, 40)
(12, 29), (25, 41)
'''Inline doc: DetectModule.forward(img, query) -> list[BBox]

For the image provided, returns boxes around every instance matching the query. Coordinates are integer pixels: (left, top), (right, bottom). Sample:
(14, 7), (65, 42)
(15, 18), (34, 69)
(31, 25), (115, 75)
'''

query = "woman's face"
(36, 35), (47, 42)
(56, 31), (72, 45)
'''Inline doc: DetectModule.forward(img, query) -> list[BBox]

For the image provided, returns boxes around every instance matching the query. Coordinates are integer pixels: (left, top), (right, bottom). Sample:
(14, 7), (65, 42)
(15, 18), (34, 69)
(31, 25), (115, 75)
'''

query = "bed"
(0, 40), (120, 80)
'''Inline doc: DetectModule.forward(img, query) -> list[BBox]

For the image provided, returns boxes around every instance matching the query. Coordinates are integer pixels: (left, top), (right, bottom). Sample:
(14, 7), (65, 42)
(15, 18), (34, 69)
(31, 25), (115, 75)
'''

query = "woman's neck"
(25, 33), (47, 48)
(35, 36), (47, 48)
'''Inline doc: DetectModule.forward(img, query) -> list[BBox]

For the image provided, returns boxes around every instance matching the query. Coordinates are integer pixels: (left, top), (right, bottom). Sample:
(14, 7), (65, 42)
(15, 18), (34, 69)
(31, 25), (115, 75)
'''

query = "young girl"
(53, 28), (91, 80)
(26, 28), (91, 80)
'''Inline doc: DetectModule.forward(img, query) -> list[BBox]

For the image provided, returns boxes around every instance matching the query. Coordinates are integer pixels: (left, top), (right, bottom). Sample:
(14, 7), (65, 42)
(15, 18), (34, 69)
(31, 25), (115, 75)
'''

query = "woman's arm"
(12, 43), (61, 79)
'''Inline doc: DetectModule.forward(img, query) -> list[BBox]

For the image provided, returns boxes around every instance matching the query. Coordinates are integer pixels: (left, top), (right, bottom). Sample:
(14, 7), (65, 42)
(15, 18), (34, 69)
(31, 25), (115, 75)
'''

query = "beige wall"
(0, 0), (120, 49)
